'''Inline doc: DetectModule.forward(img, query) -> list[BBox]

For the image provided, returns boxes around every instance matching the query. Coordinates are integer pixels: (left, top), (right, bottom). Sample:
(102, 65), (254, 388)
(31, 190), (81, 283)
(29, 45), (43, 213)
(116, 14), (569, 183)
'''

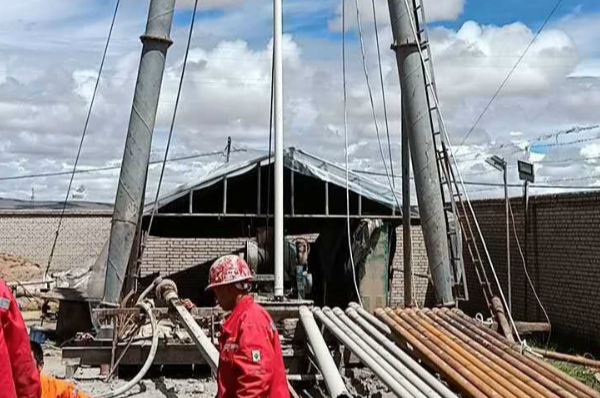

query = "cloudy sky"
(2, 0), (600, 203)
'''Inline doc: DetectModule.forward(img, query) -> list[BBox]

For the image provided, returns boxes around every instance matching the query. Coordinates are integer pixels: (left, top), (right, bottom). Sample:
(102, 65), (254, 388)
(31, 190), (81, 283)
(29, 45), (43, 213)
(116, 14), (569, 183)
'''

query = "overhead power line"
(45, 0), (121, 279)
(147, 0), (199, 237)
(351, 168), (600, 189)
(454, 0), (566, 155)
(0, 149), (243, 182)
(454, 125), (599, 160)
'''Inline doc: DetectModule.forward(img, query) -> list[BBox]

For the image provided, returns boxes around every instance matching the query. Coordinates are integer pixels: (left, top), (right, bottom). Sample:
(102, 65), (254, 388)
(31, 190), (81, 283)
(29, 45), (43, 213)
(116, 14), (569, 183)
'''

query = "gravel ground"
(41, 338), (393, 398)
(43, 348), (219, 398)
(77, 377), (218, 398)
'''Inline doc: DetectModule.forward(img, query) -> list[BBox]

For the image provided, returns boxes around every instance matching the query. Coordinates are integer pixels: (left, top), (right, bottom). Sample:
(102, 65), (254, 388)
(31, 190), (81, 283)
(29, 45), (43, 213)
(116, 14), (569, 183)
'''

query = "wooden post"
(257, 165), (262, 215)
(223, 178), (228, 214)
(325, 181), (329, 216)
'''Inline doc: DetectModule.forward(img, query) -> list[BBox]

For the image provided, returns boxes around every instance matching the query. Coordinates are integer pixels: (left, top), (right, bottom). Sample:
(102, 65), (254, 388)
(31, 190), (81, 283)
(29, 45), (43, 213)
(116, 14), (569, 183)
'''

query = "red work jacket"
(217, 296), (290, 398)
(0, 278), (41, 398)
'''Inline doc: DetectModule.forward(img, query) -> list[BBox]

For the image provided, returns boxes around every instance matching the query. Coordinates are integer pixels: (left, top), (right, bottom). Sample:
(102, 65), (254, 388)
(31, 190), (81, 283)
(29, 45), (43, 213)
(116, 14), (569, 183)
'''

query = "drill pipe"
(323, 308), (427, 398)
(313, 308), (414, 398)
(299, 307), (350, 398)
(436, 309), (576, 398)
(346, 308), (457, 398)
(424, 309), (561, 398)
(533, 349), (600, 369)
(348, 302), (392, 336)
(449, 310), (600, 398)
(333, 308), (444, 398)
(398, 309), (521, 398)
(375, 309), (489, 398)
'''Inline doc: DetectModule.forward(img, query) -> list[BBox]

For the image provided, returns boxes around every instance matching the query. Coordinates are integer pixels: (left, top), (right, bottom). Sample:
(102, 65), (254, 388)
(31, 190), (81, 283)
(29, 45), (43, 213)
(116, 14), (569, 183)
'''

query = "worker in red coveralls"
(0, 277), (42, 398)
(207, 255), (290, 398)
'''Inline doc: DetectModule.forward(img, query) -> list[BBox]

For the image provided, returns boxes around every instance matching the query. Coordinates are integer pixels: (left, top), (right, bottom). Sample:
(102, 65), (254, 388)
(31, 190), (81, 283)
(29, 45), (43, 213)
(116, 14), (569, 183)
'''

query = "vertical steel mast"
(273, 0), (285, 299)
(103, 0), (176, 305)
(387, 0), (454, 305)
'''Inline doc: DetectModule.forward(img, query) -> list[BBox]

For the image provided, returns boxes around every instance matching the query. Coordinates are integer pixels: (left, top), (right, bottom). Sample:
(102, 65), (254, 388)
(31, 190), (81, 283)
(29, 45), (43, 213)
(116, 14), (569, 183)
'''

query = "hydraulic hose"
(97, 300), (159, 398)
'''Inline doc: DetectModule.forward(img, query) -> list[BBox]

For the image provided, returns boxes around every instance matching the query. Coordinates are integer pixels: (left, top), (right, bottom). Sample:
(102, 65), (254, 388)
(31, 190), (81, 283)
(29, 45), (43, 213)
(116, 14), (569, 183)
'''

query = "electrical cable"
(147, 0), (200, 236)
(44, 0), (120, 279)
(400, 0), (522, 343)
(508, 200), (552, 345)
(354, 0), (401, 212)
(454, 125), (600, 162)
(0, 149), (241, 182)
(454, 0), (565, 156)
(342, 0), (363, 307)
(265, 40), (276, 255)
(370, 0), (395, 187)
(365, 0), (418, 307)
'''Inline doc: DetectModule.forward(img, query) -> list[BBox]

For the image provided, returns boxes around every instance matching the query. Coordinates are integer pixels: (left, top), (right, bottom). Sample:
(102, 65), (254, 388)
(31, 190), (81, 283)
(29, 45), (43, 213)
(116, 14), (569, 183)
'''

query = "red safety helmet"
(206, 255), (253, 290)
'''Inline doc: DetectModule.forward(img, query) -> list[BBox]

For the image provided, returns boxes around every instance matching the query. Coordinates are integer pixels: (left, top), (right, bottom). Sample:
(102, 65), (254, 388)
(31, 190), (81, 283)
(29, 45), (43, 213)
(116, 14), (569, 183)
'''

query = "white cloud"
(1, 1), (600, 203)
(329, 0), (465, 31)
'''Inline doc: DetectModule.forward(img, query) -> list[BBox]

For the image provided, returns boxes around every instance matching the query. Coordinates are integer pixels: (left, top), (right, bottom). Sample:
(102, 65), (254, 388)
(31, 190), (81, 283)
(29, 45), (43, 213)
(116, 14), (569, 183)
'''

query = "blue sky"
(438, 1), (600, 29)
(175, 0), (600, 39)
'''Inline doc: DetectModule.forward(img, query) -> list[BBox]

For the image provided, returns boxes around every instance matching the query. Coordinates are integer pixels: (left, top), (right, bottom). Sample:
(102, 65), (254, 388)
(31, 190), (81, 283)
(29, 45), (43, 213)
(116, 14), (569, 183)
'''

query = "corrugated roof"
(149, 147), (418, 218)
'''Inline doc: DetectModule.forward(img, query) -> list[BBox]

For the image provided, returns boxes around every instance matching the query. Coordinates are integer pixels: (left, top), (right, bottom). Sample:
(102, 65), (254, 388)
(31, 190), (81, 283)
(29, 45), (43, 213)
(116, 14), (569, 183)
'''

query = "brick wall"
(459, 191), (600, 348)
(0, 209), (434, 308)
(141, 237), (248, 277)
(0, 211), (112, 272)
(140, 227), (433, 306)
(389, 226), (433, 308)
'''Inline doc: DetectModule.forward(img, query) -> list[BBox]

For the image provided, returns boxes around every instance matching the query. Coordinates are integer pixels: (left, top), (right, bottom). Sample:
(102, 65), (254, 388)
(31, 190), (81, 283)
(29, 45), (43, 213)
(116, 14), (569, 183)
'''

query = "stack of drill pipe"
(313, 307), (459, 398)
(374, 307), (600, 398)
(299, 306), (350, 398)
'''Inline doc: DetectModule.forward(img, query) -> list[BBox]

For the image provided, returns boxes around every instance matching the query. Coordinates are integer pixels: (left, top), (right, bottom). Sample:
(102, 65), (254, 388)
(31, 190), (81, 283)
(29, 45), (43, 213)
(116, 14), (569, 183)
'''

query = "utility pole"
(226, 136), (232, 163)
(504, 165), (510, 312)
(273, 0), (284, 299)
(402, 110), (413, 308)
(387, 0), (454, 305)
(487, 155), (510, 312)
(103, 0), (176, 305)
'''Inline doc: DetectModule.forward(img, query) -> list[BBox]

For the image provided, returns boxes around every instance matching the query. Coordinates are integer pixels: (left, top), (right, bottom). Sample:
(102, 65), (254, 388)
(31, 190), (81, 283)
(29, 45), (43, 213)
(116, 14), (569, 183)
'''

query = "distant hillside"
(0, 198), (113, 211)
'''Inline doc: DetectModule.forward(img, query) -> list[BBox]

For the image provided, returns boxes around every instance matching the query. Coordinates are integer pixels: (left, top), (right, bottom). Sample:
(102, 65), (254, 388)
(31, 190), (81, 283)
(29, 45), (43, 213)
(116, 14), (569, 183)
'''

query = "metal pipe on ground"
(375, 309), (489, 398)
(532, 349), (600, 369)
(491, 296), (515, 342)
(333, 308), (444, 398)
(424, 309), (561, 398)
(436, 309), (576, 398)
(397, 309), (521, 398)
(325, 308), (428, 398)
(312, 307), (414, 398)
(348, 302), (391, 336)
(299, 307), (350, 398)
(346, 308), (456, 398)
(450, 310), (600, 398)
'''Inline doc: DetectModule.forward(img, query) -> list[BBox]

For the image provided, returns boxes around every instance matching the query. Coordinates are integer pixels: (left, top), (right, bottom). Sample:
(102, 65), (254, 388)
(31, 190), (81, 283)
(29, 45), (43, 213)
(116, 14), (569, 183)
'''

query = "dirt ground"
(40, 345), (393, 398)
(0, 253), (44, 283)
(43, 348), (219, 398)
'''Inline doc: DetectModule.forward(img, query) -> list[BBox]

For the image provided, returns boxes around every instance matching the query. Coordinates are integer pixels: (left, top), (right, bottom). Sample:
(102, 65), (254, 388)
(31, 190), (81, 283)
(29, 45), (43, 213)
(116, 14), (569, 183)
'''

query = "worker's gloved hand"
(181, 299), (196, 311)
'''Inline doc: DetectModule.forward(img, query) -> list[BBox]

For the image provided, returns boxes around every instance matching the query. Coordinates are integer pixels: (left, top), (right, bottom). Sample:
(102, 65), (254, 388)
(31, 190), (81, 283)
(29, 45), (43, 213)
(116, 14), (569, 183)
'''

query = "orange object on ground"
(40, 374), (92, 398)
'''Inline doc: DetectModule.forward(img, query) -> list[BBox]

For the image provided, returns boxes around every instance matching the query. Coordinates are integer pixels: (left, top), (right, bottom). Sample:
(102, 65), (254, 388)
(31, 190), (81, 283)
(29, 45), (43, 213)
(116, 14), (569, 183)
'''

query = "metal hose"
(97, 301), (159, 398)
